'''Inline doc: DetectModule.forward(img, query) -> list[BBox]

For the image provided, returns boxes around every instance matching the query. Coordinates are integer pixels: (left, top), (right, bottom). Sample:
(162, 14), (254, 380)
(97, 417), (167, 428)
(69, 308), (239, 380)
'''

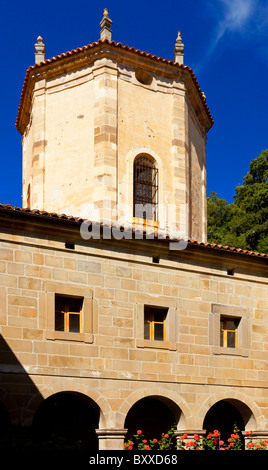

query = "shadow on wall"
(0, 335), (100, 451)
(0, 334), (43, 449)
(32, 392), (100, 451)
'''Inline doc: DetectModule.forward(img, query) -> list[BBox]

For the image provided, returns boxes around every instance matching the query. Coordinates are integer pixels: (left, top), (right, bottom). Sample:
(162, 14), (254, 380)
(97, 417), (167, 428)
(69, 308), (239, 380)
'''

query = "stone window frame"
(135, 296), (177, 351)
(43, 282), (94, 343)
(124, 147), (165, 229)
(209, 303), (251, 357)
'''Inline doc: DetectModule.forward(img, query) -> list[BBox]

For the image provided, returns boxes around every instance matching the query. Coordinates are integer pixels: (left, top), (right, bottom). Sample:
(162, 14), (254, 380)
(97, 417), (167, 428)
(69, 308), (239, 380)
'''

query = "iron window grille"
(133, 156), (158, 221)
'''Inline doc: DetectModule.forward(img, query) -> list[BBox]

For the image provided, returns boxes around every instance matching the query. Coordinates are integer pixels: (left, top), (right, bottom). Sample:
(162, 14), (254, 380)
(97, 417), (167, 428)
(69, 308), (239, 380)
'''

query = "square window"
(144, 306), (167, 341)
(210, 304), (250, 356)
(55, 295), (83, 334)
(44, 282), (94, 343)
(220, 317), (240, 348)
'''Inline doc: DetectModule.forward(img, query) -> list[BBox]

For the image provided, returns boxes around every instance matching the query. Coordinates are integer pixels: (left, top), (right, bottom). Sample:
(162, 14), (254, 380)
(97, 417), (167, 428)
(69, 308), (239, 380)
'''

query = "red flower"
(219, 440), (224, 446)
(129, 446), (133, 450)
(153, 439), (157, 443)
(143, 440), (147, 444)
(165, 434), (169, 438)
(229, 442), (234, 447)
(194, 434), (200, 440)
(129, 441), (134, 445)
(137, 430), (142, 435)
(214, 430), (219, 437)
(144, 445), (150, 450)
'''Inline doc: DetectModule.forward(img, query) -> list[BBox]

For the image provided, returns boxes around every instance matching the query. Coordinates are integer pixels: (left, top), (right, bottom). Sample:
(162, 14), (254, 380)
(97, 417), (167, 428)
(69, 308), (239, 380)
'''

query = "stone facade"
(0, 208), (267, 449)
(1, 11), (267, 451)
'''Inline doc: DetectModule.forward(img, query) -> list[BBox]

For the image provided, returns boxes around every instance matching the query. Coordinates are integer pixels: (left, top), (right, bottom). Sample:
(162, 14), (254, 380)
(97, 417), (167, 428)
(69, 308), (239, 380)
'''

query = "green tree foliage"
(207, 150), (268, 254)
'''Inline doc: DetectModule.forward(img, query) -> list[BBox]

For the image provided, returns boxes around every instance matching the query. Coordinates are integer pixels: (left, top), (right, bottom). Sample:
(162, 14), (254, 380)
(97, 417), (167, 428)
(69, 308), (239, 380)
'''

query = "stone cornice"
(16, 39), (214, 135)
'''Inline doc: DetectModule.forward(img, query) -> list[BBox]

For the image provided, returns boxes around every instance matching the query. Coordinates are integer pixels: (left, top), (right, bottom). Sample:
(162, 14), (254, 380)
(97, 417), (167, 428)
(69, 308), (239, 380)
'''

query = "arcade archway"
(124, 395), (181, 444)
(32, 391), (100, 450)
(203, 399), (247, 447)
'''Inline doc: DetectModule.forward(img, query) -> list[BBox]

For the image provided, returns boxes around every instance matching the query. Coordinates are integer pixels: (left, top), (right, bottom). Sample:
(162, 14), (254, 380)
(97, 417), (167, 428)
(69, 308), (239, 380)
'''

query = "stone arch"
(133, 152), (157, 165)
(24, 381), (111, 429)
(31, 390), (100, 450)
(117, 387), (190, 430)
(0, 387), (21, 427)
(127, 147), (163, 179)
(197, 391), (262, 431)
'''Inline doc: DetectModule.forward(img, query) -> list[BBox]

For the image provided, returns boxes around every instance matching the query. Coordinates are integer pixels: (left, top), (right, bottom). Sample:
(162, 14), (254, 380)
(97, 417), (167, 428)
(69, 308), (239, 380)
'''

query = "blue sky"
(0, 0), (267, 208)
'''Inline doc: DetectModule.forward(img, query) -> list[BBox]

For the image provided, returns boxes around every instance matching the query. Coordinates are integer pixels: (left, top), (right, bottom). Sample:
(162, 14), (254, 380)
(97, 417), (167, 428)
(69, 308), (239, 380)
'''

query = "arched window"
(133, 155), (158, 221)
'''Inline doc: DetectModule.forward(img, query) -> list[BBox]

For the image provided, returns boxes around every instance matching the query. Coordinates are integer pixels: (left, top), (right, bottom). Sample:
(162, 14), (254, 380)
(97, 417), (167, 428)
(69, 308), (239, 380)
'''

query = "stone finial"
(34, 36), (46, 64)
(100, 8), (113, 41)
(174, 31), (184, 65)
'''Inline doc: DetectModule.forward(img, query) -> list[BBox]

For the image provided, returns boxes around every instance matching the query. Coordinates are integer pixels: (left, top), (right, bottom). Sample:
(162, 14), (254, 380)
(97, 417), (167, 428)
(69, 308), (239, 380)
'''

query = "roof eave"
(16, 39), (214, 134)
(0, 203), (267, 264)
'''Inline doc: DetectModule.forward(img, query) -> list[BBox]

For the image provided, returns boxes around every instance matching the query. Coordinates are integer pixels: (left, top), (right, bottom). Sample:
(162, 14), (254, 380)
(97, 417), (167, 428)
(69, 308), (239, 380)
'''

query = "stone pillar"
(93, 56), (118, 224)
(171, 79), (188, 239)
(96, 429), (128, 450)
(23, 78), (46, 210)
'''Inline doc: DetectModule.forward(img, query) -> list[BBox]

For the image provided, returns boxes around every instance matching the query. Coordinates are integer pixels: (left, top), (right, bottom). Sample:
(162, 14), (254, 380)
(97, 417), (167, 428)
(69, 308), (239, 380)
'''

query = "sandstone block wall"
(0, 224), (267, 439)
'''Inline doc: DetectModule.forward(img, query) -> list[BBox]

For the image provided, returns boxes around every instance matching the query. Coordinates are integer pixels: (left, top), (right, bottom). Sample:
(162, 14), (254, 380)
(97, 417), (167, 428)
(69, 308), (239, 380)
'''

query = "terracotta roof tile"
(0, 203), (267, 261)
(16, 39), (213, 132)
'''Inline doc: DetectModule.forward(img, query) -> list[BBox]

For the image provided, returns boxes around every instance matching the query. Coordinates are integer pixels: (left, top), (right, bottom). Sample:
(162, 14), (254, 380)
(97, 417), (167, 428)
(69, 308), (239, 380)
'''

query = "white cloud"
(215, 0), (256, 42)
(195, 0), (258, 73)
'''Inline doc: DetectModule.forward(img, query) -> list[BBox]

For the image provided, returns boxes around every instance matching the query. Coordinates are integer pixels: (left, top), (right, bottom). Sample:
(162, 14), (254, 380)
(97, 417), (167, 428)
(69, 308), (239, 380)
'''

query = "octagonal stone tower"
(16, 9), (213, 242)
